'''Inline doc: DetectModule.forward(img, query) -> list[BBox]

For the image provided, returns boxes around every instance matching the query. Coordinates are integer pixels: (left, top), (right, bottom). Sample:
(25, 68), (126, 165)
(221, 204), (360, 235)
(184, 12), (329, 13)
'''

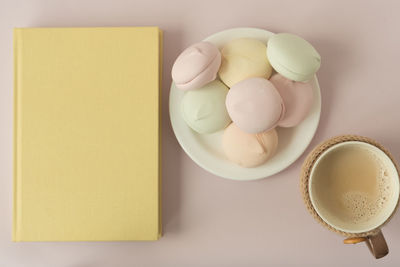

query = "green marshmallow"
(267, 33), (321, 82)
(181, 80), (231, 134)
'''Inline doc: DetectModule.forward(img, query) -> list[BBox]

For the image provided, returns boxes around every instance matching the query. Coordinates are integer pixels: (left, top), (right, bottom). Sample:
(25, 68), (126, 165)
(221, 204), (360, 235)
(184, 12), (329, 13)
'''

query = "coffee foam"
(340, 150), (392, 225)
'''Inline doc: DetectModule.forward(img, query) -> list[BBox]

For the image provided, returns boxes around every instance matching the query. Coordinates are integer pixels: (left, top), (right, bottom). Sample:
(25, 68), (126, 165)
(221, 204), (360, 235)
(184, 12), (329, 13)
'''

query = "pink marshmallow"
(270, 74), (314, 128)
(226, 78), (285, 134)
(172, 42), (221, 91)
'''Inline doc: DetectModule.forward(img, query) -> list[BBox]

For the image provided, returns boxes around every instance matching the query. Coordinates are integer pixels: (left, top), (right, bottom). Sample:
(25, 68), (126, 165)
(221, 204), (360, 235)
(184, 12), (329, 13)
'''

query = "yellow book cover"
(13, 27), (162, 241)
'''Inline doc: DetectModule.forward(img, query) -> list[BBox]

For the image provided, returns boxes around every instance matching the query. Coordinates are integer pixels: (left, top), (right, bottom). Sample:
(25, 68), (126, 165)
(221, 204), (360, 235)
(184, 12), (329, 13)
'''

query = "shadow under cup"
(309, 141), (400, 233)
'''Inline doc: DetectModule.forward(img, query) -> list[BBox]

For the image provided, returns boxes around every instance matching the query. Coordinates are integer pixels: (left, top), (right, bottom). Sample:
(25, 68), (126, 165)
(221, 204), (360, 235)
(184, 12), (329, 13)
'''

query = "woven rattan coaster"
(300, 135), (400, 237)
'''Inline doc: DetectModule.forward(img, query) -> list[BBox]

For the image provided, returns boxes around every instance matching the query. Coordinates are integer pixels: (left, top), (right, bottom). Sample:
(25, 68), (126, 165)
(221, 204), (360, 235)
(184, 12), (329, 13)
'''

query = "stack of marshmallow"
(172, 33), (321, 168)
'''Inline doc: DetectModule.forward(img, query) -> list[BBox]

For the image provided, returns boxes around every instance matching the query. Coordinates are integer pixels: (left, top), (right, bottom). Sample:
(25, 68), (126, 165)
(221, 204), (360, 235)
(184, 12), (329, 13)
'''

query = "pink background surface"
(1, 0), (400, 266)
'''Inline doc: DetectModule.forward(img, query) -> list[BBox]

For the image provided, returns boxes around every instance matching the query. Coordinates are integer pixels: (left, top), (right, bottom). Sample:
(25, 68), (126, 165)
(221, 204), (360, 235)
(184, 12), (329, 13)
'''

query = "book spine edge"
(158, 28), (163, 239)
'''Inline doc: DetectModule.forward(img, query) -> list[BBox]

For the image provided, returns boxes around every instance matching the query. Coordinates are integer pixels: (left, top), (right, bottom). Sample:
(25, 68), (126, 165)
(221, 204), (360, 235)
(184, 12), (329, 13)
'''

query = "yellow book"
(13, 27), (162, 241)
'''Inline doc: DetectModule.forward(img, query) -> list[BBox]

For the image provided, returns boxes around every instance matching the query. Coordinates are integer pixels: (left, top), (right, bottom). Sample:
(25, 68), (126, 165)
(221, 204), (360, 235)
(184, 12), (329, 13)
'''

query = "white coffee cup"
(302, 136), (400, 259)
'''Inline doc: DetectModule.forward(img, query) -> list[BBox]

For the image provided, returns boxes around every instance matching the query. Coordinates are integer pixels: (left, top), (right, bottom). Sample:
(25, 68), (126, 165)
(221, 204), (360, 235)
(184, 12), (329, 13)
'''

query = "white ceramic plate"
(169, 27), (321, 181)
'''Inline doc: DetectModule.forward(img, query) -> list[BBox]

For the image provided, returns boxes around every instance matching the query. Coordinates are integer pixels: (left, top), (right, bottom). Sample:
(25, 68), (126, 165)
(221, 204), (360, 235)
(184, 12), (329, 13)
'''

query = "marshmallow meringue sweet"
(218, 38), (273, 87)
(223, 123), (278, 168)
(267, 33), (321, 82)
(181, 80), (231, 134)
(172, 42), (221, 90)
(270, 74), (314, 128)
(225, 78), (285, 134)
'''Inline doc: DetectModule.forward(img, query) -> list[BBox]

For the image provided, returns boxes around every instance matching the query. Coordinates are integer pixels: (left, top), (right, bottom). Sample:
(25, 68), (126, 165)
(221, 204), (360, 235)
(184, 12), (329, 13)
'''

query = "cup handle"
(343, 230), (388, 259)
